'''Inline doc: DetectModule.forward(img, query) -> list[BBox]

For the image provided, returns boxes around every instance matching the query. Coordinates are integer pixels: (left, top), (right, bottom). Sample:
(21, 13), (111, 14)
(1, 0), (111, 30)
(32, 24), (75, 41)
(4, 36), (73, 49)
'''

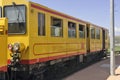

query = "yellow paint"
(29, 1), (87, 59)
(1, 0), (30, 60)
(0, 18), (8, 69)
(0, 0), (109, 67)
(105, 30), (109, 49)
(89, 25), (103, 52)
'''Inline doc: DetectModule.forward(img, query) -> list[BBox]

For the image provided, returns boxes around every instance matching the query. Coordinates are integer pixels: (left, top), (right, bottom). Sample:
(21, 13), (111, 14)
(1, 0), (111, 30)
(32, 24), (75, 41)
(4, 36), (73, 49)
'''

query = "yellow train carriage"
(0, 0), (29, 79)
(1, 0), (29, 64)
(0, 18), (8, 73)
(29, 1), (87, 64)
(89, 24), (109, 58)
(0, 0), (109, 80)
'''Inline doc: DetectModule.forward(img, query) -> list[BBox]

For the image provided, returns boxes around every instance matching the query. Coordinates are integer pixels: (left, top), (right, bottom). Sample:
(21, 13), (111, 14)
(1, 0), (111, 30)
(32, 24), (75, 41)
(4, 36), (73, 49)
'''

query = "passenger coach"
(0, 0), (109, 80)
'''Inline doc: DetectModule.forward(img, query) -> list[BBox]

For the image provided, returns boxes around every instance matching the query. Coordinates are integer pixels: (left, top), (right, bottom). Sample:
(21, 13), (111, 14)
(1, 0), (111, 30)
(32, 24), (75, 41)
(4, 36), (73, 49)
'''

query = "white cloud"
(115, 27), (120, 35)
(115, 27), (120, 32)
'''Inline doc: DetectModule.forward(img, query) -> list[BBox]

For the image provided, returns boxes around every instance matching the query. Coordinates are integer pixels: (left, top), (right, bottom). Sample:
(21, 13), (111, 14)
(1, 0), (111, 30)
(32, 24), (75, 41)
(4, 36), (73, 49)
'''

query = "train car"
(82, 23), (109, 62)
(0, 0), (109, 80)
(0, 18), (8, 80)
(84, 24), (102, 61)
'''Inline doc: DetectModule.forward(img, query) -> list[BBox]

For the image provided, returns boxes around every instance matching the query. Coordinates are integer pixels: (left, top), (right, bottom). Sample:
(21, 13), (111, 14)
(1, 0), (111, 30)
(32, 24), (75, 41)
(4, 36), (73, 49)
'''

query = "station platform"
(107, 66), (120, 80)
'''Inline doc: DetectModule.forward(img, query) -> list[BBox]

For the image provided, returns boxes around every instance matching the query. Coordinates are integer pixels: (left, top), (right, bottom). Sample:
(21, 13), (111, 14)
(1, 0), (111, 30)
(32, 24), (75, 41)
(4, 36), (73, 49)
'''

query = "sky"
(31, 0), (120, 36)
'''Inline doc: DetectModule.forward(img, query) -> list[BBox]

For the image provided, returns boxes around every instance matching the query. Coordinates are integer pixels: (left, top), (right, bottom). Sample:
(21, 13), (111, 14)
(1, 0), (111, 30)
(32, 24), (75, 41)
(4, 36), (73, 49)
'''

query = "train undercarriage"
(1, 50), (107, 80)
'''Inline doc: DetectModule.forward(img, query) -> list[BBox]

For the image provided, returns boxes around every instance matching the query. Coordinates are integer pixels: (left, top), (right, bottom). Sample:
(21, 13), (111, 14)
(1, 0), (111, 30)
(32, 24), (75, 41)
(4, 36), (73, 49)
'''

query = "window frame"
(0, 7), (2, 17)
(90, 27), (95, 39)
(79, 24), (85, 38)
(96, 28), (100, 39)
(68, 21), (76, 38)
(4, 5), (27, 35)
(38, 12), (46, 36)
(51, 17), (63, 37)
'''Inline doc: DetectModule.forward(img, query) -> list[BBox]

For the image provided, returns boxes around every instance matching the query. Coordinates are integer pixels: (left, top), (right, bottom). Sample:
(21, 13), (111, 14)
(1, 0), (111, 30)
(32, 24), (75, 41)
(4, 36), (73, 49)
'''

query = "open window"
(0, 7), (2, 17)
(90, 27), (95, 39)
(68, 22), (76, 38)
(4, 5), (26, 34)
(38, 13), (45, 36)
(96, 29), (100, 39)
(79, 24), (85, 38)
(51, 17), (63, 37)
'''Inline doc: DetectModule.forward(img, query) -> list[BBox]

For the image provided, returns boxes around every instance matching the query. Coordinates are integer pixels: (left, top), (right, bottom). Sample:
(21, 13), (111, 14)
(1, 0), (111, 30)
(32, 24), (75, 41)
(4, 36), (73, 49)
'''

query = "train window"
(4, 5), (26, 34)
(79, 24), (85, 38)
(0, 7), (1, 17)
(91, 27), (95, 39)
(51, 17), (63, 37)
(38, 13), (45, 36)
(96, 29), (100, 39)
(68, 22), (76, 38)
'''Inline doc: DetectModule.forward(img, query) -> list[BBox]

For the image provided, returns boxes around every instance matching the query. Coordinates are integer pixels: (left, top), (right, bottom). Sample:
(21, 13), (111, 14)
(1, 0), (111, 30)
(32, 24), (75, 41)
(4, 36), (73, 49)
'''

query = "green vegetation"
(108, 46), (120, 51)
(115, 46), (120, 51)
(107, 46), (120, 55)
(115, 36), (120, 51)
(108, 36), (120, 53)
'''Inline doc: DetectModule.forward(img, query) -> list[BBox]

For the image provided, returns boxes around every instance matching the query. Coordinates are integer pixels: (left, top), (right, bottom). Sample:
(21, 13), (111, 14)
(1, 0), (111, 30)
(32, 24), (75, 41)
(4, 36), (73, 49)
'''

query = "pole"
(110, 0), (115, 75)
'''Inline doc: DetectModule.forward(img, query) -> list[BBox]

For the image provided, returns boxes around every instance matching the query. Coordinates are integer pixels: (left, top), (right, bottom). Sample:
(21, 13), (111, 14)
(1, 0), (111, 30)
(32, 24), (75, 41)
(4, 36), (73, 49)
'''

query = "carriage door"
(102, 29), (105, 50)
(0, 18), (8, 73)
(86, 24), (90, 52)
